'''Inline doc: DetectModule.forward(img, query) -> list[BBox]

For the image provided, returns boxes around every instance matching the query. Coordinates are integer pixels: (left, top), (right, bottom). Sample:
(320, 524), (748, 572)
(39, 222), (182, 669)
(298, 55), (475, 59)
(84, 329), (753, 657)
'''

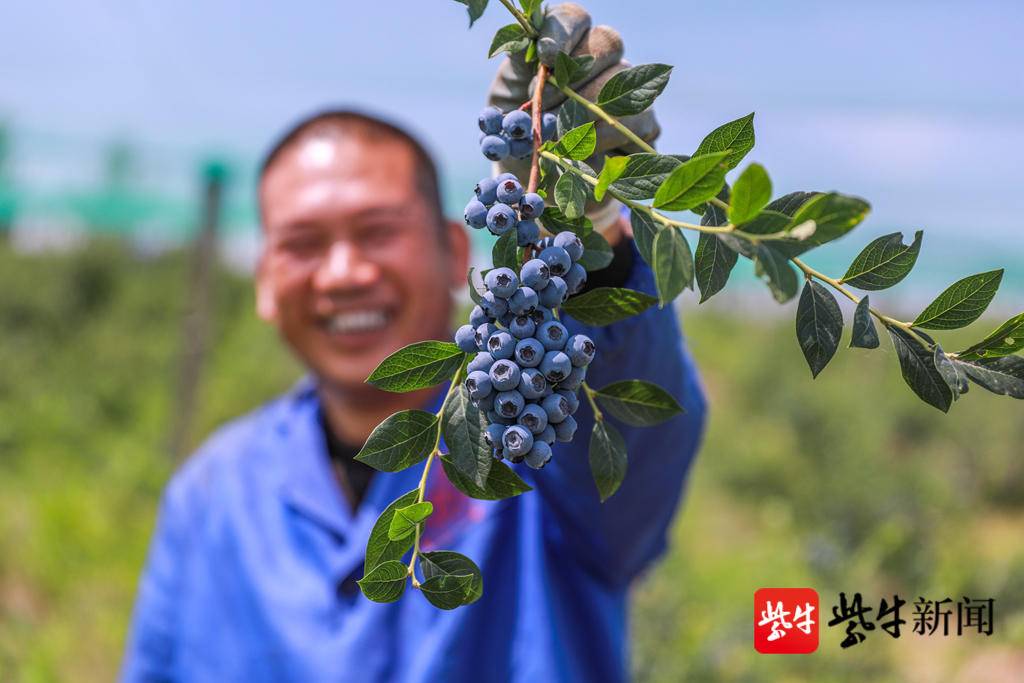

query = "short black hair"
(258, 108), (445, 227)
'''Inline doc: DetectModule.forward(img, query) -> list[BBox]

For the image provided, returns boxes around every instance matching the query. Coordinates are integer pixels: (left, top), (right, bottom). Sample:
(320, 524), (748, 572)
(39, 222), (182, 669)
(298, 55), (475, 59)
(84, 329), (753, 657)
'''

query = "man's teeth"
(327, 310), (389, 334)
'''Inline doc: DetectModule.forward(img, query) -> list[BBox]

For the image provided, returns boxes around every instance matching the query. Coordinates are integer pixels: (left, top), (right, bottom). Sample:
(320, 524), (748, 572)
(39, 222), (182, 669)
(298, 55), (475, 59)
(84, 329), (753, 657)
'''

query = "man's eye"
(363, 226), (402, 246)
(279, 234), (324, 254)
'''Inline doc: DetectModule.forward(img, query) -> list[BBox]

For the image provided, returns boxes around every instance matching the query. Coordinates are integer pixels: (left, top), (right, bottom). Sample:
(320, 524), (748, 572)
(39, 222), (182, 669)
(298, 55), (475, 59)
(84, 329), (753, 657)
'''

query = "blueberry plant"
(352, 0), (1024, 609)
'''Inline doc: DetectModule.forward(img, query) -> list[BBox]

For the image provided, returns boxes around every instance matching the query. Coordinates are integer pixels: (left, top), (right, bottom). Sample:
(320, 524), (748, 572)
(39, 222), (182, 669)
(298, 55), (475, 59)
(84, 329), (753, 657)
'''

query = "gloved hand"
(486, 2), (661, 234)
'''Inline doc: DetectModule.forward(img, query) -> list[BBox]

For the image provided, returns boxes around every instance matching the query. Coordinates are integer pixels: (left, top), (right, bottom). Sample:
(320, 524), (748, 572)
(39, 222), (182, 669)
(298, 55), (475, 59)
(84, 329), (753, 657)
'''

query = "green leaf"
(554, 171), (589, 219)
(364, 489), (420, 574)
(694, 234), (738, 304)
(652, 151), (731, 211)
(467, 267), (484, 305)
(577, 231), (613, 272)
(795, 280), (844, 377)
(453, 0), (488, 27)
(557, 98), (591, 138)
(357, 560), (408, 603)
(554, 122), (597, 161)
(785, 192), (870, 251)
(596, 64), (672, 116)
(631, 210), (661, 266)
(355, 410), (439, 472)
(589, 420), (628, 502)
(766, 191), (819, 216)
(492, 229), (520, 271)
(693, 113), (755, 171)
(956, 313), (1024, 360)
(488, 24), (529, 58)
(441, 384), (492, 488)
(956, 355), (1024, 399)
(913, 269), (1004, 330)
(609, 153), (688, 201)
(933, 345), (968, 401)
(419, 551), (483, 609)
(888, 327), (952, 412)
(519, 0), (541, 18)
(367, 341), (464, 392)
(728, 163), (772, 225)
(561, 287), (658, 326)
(652, 227), (693, 305)
(736, 209), (789, 235)
(701, 191), (731, 227)
(849, 296), (880, 349)
(538, 205), (593, 236)
(553, 51), (594, 86)
(594, 380), (683, 426)
(840, 230), (923, 290)
(387, 502), (433, 541)
(594, 156), (629, 202)
(440, 455), (532, 500)
(753, 244), (799, 303)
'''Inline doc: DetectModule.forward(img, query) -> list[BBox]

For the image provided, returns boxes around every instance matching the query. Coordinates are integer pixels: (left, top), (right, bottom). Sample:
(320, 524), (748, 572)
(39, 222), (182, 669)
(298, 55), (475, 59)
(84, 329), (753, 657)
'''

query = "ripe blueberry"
(539, 246), (572, 276)
(465, 370), (492, 400)
(480, 291), (508, 319)
(496, 391), (527, 420)
(488, 359), (521, 392)
(517, 403), (549, 435)
(509, 138), (533, 160)
(565, 334), (596, 367)
(558, 364), (587, 391)
(520, 258), (551, 290)
(474, 322), (498, 351)
(541, 112), (557, 142)
(467, 351), (494, 374)
(507, 286), (539, 315)
(563, 262), (587, 295)
(469, 304), (490, 328)
(475, 177), (498, 205)
(509, 314), (536, 339)
(496, 178), (524, 205)
(484, 422), (507, 449)
(519, 193), (545, 220)
(529, 306), (554, 325)
(536, 320), (568, 351)
(486, 409), (515, 426)
(537, 276), (567, 308)
(514, 337), (545, 368)
(454, 324), (477, 353)
(464, 198), (488, 229)
(557, 389), (580, 415)
(537, 424), (556, 445)
(524, 441), (553, 469)
(540, 350), (572, 384)
(481, 135), (510, 161)
(554, 414), (577, 442)
(484, 267), (519, 298)
(486, 203), (518, 236)
(541, 392), (571, 424)
(517, 367), (547, 399)
(496, 172), (518, 183)
(516, 220), (540, 247)
(501, 423), (534, 456)
(553, 231), (584, 262)
(478, 106), (503, 135)
(486, 330), (516, 360)
(475, 392), (495, 412)
(502, 110), (532, 140)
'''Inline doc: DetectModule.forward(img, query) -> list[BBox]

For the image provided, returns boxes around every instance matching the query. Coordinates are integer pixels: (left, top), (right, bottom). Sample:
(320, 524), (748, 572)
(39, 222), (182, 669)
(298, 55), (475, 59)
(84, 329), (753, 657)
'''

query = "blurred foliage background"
(0, 240), (1020, 682)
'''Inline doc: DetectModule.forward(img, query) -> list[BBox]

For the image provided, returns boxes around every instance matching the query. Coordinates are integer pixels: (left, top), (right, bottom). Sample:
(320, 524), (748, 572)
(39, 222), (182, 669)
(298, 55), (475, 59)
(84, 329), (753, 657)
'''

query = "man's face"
(258, 133), (469, 392)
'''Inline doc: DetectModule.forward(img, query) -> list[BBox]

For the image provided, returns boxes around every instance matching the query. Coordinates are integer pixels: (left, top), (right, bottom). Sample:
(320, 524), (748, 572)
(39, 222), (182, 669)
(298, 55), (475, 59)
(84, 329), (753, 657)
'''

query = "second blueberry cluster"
(454, 231), (594, 470)
(477, 106), (557, 162)
(464, 173), (547, 245)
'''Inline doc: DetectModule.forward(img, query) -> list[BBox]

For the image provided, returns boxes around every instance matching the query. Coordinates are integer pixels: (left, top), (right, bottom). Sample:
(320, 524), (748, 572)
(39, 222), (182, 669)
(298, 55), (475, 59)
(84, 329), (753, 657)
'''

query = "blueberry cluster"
(464, 172), (547, 245)
(454, 230), (594, 470)
(477, 106), (557, 162)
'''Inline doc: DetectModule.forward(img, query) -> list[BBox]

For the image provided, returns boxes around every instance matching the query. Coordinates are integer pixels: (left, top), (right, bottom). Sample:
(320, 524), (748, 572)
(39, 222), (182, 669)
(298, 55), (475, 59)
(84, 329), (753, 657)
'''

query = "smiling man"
(122, 4), (707, 682)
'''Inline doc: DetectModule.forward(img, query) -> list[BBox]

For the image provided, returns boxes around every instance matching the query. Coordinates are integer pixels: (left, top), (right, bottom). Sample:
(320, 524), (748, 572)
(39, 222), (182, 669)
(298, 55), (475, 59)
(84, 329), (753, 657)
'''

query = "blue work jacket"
(122, 243), (708, 682)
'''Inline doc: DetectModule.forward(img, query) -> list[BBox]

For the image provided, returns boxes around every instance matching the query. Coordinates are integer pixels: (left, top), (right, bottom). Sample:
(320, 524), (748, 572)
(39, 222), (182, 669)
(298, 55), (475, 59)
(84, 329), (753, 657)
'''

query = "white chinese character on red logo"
(759, 601), (793, 641)
(793, 602), (816, 635)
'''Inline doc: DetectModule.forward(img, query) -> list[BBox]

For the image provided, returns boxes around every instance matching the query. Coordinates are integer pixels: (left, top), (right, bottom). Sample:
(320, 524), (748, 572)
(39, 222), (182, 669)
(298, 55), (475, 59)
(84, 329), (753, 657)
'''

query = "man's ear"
(447, 219), (471, 290)
(255, 253), (278, 323)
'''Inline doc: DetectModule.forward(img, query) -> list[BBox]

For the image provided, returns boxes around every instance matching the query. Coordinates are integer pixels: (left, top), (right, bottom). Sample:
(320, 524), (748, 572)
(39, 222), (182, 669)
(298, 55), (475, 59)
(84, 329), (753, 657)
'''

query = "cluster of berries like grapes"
(477, 105), (557, 162)
(456, 117), (595, 470)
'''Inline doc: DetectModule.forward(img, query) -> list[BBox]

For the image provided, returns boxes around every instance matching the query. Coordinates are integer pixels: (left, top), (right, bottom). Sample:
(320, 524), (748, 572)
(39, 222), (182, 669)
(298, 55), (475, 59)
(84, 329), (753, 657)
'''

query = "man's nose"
(312, 240), (379, 292)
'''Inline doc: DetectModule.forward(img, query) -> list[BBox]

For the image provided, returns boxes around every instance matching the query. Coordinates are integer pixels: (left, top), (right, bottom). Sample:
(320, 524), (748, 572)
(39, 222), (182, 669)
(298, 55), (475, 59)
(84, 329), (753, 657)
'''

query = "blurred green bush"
(0, 241), (1019, 682)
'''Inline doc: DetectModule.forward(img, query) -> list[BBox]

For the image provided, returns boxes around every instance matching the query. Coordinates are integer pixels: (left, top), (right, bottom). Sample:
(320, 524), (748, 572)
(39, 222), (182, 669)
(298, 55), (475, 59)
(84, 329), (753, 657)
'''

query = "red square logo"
(754, 588), (820, 654)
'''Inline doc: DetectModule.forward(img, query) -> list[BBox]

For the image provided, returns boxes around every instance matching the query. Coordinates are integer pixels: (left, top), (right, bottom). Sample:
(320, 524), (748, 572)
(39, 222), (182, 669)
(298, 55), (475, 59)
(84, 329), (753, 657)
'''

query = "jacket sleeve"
(120, 479), (188, 682)
(529, 237), (708, 588)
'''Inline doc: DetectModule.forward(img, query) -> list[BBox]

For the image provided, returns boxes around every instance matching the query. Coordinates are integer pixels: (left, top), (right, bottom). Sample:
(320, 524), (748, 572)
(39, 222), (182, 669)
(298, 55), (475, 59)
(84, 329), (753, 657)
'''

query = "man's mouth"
(323, 308), (394, 336)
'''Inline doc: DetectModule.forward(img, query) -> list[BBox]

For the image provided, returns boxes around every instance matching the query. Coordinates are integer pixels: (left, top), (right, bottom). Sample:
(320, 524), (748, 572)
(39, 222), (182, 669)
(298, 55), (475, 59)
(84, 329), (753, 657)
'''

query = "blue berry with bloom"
(517, 403), (549, 435)
(485, 267), (519, 298)
(563, 262), (587, 295)
(516, 220), (540, 247)
(478, 106), (503, 135)
(496, 391), (527, 421)
(475, 177), (498, 205)
(508, 286), (538, 315)
(524, 441), (552, 469)
(486, 330), (516, 360)
(502, 110), (532, 139)
(537, 276), (567, 308)
(517, 367), (547, 400)
(486, 203), (517, 236)
(464, 199), (488, 229)
(540, 350), (572, 384)
(480, 135), (510, 161)
(553, 231), (584, 262)
(467, 352), (494, 374)
(488, 359), (521, 392)
(566, 334), (596, 367)
(502, 424), (534, 457)
(519, 192), (545, 220)
(496, 177), (524, 205)
(541, 112), (557, 141)
(454, 324), (478, 353)
(520, 258), (550, 290)
(514, 337), (545, 368)
(554, 415), (577, 442)
(541, 392), (571, 424)
(465, 370), (492, 401)
(536, 320), (568, 351)
(539, 245), (572, 276)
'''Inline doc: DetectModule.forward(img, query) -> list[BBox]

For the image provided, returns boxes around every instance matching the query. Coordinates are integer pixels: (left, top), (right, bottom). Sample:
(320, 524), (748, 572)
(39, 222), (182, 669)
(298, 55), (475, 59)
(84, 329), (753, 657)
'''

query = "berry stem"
(581, 381), (604, 421)
(497, 0), (538, 38)
(557, 84), (656, 155)
(528, 63), (549, 194)
(407, 362), (466, 588)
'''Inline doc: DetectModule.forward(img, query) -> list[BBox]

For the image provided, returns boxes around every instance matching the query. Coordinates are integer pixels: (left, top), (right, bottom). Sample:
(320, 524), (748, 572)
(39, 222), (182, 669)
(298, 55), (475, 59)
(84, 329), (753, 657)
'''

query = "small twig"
(581, 382), (604, 421)
(558, 84), (656, 154)
(528, 64), (549, 194)
(497, 0), (537, 38)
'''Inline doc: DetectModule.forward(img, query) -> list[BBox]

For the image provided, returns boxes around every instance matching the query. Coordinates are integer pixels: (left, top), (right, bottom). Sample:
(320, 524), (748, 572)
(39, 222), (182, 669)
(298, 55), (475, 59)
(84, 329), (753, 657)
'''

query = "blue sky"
(1, 0), (1022, 294)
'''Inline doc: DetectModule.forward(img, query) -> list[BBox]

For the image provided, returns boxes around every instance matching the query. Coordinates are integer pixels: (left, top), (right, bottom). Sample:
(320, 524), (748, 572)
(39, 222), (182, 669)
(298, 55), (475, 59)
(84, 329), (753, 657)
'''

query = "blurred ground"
(0, 241), (1020, 682)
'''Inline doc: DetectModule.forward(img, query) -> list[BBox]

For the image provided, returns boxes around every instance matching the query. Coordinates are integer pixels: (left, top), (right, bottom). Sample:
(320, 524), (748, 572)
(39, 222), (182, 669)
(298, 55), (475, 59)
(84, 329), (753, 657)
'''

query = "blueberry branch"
(581, 381), (604, 421)
(528, 64), (549, 194)
(407, 362), (466, 588)
(557, 84), (656, 155)
(497, 0), (538, 38)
